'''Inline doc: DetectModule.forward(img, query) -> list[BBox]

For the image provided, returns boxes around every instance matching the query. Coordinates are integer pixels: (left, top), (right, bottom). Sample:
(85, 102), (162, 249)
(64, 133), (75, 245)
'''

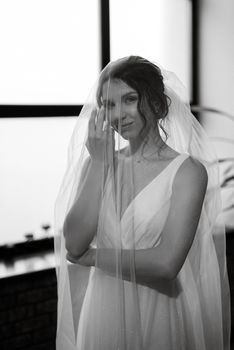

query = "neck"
(128, 127), (165, 158)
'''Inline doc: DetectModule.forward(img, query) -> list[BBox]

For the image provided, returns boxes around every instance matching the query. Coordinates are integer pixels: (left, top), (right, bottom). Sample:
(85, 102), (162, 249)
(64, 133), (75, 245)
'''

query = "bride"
(54, 56), (230, 349)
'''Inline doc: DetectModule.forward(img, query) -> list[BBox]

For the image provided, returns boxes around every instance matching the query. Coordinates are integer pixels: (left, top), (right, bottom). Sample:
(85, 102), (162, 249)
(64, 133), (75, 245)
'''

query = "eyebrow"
(102, 91), (138, 104)
(122, 91), (138, 98)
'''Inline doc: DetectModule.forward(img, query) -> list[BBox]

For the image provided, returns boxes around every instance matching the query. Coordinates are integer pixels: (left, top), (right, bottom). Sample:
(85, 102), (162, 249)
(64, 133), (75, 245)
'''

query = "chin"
(119, 131), (138, 140)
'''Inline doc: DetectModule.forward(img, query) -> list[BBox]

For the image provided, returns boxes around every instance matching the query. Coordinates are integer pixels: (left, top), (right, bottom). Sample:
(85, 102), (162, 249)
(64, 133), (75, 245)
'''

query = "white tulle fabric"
(54, 59), (230, 350)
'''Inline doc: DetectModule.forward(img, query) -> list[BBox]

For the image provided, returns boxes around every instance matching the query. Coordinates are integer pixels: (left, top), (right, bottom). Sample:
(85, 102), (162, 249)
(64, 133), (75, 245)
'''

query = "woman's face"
(101, 79), (146, 140)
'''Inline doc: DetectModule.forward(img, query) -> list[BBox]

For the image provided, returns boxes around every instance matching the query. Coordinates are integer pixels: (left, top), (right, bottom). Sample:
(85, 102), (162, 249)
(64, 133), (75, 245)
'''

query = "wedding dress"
(54, 56), (230, 350)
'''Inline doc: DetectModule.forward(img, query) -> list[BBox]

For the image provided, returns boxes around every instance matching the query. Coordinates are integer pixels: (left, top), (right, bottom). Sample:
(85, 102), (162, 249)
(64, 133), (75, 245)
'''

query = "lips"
(113, 121), (133, 131)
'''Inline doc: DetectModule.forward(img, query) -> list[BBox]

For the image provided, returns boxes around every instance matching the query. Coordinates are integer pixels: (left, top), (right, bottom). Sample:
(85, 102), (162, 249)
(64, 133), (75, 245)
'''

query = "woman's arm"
(64, 158), (103, 257)
(69, 158), (208, 288)
(64, 107), (113, 257)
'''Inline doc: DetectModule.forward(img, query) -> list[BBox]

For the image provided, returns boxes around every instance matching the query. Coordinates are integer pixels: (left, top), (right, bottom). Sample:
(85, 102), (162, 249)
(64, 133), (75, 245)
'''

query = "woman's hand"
(66, 248), (96, 267)
(85, 106), (115, 164)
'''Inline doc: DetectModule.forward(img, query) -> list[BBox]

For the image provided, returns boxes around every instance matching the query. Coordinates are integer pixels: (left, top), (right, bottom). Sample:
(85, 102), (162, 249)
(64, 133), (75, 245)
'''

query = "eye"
(125, 95), (138, 104)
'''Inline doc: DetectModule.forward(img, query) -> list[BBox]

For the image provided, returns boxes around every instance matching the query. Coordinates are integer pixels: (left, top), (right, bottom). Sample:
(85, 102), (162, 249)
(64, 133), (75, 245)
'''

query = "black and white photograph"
(0, 1), (233, 349)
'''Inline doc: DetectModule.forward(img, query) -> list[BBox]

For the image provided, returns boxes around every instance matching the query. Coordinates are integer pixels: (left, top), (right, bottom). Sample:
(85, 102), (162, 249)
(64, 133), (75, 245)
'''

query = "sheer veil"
(54, 56), (230, 349)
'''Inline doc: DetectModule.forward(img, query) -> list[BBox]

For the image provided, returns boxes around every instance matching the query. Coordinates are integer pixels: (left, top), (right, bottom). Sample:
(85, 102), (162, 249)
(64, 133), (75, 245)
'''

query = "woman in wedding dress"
(54, 56), (230, 350)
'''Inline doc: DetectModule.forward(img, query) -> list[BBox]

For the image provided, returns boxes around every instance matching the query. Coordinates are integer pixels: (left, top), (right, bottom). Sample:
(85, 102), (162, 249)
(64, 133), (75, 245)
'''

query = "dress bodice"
(98, 153), (190, 249)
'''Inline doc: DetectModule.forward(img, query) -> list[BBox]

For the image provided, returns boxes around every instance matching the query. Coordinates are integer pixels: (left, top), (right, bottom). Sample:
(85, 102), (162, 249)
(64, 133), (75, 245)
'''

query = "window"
(0, 117), (76, 245)
(0, 0), (100, 105)
(0, 1), (192, 245)
(110, 0), (192, 96)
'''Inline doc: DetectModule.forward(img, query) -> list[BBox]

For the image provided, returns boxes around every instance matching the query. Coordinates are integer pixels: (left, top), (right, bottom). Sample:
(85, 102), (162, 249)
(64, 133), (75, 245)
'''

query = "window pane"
(0, 0), (100, 105)
(110, 0), (191, 96)
(0, 117), (76, 245)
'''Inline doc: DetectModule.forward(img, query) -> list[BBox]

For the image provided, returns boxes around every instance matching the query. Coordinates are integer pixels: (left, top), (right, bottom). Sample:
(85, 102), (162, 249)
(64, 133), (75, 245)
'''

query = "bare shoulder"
(173, 155), (208, 192)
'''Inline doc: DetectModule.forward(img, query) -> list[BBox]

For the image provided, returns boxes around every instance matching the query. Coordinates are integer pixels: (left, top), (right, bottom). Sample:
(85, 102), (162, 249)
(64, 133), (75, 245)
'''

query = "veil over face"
(54, 56), (230, 350)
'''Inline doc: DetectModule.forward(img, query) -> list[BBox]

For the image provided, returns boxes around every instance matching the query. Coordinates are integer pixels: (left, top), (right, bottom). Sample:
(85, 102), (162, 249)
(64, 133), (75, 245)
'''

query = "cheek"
(106, 110), (117, 124)
(126, 105), (141, 120)
(136, 113), (146, 128)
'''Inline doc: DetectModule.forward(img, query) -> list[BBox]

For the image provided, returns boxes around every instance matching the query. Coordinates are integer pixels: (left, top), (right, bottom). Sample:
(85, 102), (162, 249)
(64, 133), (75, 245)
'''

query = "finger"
(102, 119), (108, 131)
(107, 127), (115, 152)
(107, 123), (115, 139)
(88, 109), (97, 137)
(102, 116), (111, 133)
(95, 106), (105, 136)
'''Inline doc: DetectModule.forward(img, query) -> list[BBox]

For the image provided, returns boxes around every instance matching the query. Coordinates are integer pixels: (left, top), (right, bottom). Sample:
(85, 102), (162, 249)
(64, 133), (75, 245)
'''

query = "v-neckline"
(118, 153), (184, 222)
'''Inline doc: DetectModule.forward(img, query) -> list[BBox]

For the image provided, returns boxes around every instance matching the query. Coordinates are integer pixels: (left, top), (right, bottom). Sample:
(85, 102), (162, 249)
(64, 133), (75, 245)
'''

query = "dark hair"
(97, 56), (170, 151)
